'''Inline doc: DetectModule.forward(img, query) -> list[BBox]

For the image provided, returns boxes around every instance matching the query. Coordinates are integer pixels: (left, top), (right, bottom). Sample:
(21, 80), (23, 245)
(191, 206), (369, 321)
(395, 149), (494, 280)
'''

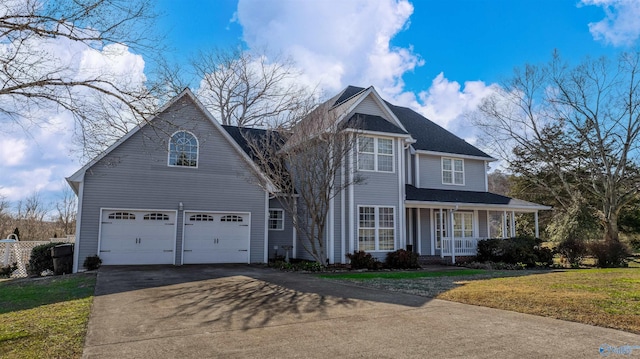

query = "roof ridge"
(331, 85), (367, 108)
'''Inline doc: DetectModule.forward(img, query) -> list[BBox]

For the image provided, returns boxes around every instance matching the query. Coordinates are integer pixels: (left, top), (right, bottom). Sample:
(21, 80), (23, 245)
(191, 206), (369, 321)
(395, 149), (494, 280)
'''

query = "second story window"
(358, 136), (394, 172)
(169, 131), (198, 167)
(442, 157), (464, 185)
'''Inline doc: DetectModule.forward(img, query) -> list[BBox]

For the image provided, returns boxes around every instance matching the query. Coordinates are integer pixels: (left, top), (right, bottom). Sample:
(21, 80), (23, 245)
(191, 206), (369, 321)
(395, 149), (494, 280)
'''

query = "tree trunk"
(603, 213), (620, 242)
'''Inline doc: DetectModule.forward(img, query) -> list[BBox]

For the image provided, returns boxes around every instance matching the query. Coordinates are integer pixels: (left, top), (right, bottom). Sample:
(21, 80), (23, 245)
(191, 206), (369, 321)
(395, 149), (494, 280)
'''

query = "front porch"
(404, 185), (551, 264)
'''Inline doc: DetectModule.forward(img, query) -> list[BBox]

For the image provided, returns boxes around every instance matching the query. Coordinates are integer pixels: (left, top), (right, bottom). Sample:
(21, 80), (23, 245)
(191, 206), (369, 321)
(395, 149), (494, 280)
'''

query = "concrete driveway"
(83, 265), (640, 358)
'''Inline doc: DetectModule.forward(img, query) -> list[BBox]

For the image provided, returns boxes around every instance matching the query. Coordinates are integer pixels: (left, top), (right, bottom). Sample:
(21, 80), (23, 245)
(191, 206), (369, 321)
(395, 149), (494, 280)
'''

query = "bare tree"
(15, 192), (51, 240)
(245, 102), (363, 264)
(191, 46), (315, 129)
(487, 170), (511, 196)
(0, 0), (162, 158)
(55, 186), (76, 236)
(475, 51), (640, 243)
(0, 194), (11, 238)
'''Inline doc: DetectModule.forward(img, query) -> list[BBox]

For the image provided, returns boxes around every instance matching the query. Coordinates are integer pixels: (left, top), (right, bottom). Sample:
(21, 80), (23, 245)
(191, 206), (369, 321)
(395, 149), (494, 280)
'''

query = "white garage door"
(183, 212), (250, 264)
(99, 210), (176, 265)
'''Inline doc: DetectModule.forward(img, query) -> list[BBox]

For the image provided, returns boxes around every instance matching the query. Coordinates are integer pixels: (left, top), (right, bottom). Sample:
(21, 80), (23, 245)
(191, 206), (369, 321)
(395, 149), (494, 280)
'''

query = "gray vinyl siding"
(77, 95), (267, 266)
(352, 136), (402, 261)
(418, 208), (432, 255)
(478, 210), (488, 238)
(352, 95), (387, 117)
(417, 154), (486, 191)
(267, 199), (294, 261)
(405, 150), (413, 186)
(333, 165), (344, 263)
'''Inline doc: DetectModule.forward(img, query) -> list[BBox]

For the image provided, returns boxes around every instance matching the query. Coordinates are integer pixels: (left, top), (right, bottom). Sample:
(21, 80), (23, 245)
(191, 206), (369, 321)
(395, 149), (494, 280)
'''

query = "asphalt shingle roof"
(405, 185), (512, 205)
(333, 86), (367, 107)
(222, 125), (284, 158)
(340, 113), (408, 135)
(335, 86), (493, 159)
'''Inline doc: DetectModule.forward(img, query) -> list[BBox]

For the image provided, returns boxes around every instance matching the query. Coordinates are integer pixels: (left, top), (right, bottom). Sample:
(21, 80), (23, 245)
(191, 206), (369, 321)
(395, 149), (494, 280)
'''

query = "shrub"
(83, 255), (102, 271)
(27, 242), (64, 276)
(296, 261), (324, 272)
(0, 262), (18, 278)
(476, 236), (553, 268)
(627, 236), (640, 252)
(555, 237), (588, 268)
(271, 260), (324, 272)
(587, 240), (630, 268)
(385, 249), (420, 269)
(347, 251), (382, 270)
(271, 260), (295, 271)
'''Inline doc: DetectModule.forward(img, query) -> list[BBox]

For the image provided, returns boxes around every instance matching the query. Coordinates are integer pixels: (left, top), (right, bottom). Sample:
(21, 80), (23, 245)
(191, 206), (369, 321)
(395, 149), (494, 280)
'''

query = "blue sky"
(154, 0), (616, 88)
(1, 0), (639, 213)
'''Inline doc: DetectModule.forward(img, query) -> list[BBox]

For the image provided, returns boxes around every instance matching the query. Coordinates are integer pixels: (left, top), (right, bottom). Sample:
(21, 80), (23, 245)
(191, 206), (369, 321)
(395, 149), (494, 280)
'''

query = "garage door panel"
(99, 210), (175, 265)
(183, 212), (250, 264)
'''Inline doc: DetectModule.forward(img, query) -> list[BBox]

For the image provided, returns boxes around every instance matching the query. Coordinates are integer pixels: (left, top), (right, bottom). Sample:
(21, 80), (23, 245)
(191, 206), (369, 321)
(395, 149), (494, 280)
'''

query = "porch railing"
(441, 237), (486, 256)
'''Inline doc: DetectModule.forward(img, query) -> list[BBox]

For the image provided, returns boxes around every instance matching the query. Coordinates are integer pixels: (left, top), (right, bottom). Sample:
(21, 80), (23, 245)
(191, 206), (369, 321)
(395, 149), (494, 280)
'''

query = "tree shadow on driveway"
(92, 265), (431, 333)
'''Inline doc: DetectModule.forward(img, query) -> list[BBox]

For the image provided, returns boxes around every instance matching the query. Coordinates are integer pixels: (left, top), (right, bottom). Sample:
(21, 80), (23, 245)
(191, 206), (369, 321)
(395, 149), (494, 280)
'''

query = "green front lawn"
(0, 274), (96, 359)
(438, 268), (640, 334)
(322, 268), (640, 334)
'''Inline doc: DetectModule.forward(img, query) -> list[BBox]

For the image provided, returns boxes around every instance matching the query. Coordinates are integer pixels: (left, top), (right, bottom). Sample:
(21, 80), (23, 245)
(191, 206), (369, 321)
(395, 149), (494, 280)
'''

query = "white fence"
(1, 238), (75, 278)
(441, 237), (485, 256)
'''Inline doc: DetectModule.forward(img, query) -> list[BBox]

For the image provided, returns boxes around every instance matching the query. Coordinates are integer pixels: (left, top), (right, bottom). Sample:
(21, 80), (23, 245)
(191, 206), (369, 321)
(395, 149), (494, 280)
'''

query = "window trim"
(268, 209), (284, 231)
(433, 210), (476, 249)
(453, 212), (474, 238)
(434, 210), (446, 249)
(168, 130), (199, 169)
(441, 157), (464, 185)
(357, 205), (396, 252)
(357, 136), (395, 173)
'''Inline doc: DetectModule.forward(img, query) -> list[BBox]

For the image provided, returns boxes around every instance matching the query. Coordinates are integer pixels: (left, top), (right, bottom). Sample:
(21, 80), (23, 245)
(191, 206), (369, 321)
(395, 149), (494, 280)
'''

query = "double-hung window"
(358, 206), (395, 251)
(442, 157), (464, 185)
(358, 136), (394, 172)
(268, 209), (284, 230)
(453, 212), (474, 238)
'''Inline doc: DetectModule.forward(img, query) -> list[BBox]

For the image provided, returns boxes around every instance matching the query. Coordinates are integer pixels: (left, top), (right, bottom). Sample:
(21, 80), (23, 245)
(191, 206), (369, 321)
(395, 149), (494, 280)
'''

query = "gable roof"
(387, 102), (493, 159)
(340, 113), (408, 135)
(335, 86), (493, 160)
(333, 85), (368, 107)
(67, 89), (277, 193)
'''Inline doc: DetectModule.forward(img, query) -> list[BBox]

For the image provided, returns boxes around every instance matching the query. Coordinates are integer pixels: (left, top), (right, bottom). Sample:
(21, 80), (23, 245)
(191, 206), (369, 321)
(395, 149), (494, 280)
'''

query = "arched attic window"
(168, 131), (198, 167)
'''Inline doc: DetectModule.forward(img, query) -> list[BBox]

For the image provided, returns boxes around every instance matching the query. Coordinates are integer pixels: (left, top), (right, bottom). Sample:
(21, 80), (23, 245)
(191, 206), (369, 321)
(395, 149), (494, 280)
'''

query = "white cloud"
(0, 138), (28, 167)
(235, 0), (499, 150)
(236, 0), (422, 94)
(0, 37), (146, 206)
(415, 73), (498, 129)
(581, 0), (640, 46)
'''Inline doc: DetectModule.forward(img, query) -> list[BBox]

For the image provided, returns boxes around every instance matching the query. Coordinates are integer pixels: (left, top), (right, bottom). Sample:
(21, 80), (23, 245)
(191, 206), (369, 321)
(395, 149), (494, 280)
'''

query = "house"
(66, 86), (549, 272)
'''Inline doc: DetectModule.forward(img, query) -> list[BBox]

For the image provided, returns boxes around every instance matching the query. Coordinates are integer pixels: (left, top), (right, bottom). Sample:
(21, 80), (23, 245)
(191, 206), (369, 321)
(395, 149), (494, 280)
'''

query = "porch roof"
(405, 185), (551, 211)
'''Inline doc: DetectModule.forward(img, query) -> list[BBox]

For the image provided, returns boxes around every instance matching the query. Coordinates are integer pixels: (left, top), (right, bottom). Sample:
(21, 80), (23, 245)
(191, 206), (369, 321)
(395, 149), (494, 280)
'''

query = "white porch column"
(450, 209), (456, 264)
(510, 211), (516, 237)
(439, 208), (444, 259)
(534, 211), (539, 238)
(502, 210), (507, 238)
